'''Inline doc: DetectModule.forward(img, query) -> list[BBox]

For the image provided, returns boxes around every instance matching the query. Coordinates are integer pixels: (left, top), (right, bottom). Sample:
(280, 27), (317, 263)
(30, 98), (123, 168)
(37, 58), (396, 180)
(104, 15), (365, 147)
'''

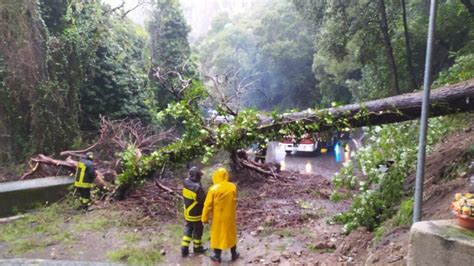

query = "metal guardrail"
(0, 176), (74, 218)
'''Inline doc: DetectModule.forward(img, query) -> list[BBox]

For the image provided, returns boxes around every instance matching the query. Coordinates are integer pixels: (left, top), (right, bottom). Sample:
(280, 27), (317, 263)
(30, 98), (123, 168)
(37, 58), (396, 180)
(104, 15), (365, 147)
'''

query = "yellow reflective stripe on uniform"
(181, 235), (192, 247)
(77, 162), (86, 184)
(193, 239), (202, 244)
(183, 188), (200, 221)
(74, 182), (94, 188)
(184, 214), (202, 222)
(80, 197), (90, 204)
(185, 201), (198, 215)
(183, 188), (197, 200)
(74, 162), (94, 188)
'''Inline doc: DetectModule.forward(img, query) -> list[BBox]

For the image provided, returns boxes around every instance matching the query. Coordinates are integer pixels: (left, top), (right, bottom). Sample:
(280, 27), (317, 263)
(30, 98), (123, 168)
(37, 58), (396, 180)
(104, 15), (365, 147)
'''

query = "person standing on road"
(74, 152), (96, 210)
(202, 167), (239, 263)
(181, 167), (207, 257)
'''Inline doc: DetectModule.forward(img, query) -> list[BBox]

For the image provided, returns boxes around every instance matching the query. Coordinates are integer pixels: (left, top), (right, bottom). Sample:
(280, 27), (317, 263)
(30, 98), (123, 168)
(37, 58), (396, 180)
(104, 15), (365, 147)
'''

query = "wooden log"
(257, 79), (474, 132)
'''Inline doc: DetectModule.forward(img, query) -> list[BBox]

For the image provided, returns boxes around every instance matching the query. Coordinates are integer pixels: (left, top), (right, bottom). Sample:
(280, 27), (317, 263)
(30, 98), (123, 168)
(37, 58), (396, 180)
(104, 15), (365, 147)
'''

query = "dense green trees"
(0, 0), (161, 161)
(292, 0), (474, 103)
(72, 3), (151, 129)
(1, 0), (473, 230)
(289, 0), (474, 232)
(0, 0), (199, 162)
(148, 0), (196, 109)
(198, 0), (473, 109)
(197, 1), (317, 111)
(0, 0), (79, 160)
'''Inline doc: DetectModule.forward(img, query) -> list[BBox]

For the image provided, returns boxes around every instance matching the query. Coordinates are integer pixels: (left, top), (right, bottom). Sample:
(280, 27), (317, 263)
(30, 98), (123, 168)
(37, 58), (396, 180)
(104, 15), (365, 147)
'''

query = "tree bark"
(401, 0), (419, 90)
(257, 79), (474, 132)
(378, 0), (401, 95)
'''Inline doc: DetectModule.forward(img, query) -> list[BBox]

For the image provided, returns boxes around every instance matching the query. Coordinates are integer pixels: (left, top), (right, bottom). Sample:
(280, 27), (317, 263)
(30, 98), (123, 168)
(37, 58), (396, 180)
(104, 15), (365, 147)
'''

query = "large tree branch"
(257, 79), (474, 132)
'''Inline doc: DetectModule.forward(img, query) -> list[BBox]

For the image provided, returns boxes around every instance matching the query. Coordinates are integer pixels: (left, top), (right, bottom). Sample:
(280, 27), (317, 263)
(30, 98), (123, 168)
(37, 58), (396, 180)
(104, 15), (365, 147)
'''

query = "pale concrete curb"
(0, 259), (121, 266)
(407, 220), (474, 266)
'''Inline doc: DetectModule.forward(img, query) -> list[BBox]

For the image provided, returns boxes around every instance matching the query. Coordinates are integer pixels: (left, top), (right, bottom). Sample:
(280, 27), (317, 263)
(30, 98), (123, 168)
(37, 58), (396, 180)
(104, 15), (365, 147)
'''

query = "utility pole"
(413, 0), (438, 223)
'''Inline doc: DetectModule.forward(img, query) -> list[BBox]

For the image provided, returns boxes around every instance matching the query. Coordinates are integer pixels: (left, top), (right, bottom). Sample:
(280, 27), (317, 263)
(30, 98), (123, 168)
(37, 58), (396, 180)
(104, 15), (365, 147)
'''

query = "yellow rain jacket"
(202, 168), (237, 250)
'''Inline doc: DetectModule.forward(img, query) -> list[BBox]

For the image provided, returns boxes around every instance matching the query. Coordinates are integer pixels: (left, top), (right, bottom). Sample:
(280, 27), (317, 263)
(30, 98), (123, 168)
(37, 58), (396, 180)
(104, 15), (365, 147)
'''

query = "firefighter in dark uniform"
(255, 144), (267, 163)
(181, 167), (207, 257)
(74, 152), (96, 210)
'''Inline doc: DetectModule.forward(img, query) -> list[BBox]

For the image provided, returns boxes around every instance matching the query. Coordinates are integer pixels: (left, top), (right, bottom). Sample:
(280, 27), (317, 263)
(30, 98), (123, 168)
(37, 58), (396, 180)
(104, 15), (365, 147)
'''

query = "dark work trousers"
(75, 187), (91, 209)
(214, 246), (238, 258)
(182, 221), (204, 249)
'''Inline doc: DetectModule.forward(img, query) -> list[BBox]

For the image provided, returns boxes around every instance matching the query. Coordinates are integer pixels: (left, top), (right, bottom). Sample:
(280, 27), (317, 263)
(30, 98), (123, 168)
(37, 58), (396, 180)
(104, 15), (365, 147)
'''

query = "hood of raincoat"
(212, 167), (229, 184)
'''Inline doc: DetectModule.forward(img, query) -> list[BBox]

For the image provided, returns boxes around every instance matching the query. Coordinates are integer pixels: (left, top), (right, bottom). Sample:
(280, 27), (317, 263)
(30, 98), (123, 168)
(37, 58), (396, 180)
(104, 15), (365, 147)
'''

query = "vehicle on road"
(279, 130), (350, 155)
(279, 133), (318, 154)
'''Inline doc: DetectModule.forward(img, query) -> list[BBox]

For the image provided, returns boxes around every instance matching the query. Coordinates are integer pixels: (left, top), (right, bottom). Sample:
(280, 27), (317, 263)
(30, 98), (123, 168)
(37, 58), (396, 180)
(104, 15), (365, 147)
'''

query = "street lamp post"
(413, 0), (438, 223)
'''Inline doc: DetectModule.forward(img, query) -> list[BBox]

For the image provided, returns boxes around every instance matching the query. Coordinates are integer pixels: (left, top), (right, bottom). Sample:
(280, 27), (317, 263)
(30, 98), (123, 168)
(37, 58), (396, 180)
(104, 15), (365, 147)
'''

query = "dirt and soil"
(366, 124), (474, 265)
(112, 168), (375, 265)
(0, 123), (472, 265)
(0, 165), (375, 265)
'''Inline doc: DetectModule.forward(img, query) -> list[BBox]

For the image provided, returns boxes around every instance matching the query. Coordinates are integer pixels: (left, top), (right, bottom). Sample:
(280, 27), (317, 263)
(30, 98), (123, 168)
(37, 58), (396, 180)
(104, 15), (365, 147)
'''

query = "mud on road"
(0, 169), (373, 265)
(114, 169), (374, 265)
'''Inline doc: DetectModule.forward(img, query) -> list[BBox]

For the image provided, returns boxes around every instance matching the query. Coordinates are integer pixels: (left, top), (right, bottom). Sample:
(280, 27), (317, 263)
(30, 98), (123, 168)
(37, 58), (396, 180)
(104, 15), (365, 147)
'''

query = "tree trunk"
(378, 0), (401, 95)
(257, 78), (474, 132)
(401, 0), (419, 90)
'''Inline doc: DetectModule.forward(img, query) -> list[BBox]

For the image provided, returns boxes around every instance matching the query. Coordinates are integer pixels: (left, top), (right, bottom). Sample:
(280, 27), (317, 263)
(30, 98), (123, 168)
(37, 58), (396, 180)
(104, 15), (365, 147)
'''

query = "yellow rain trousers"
(202, 168), (237, 250)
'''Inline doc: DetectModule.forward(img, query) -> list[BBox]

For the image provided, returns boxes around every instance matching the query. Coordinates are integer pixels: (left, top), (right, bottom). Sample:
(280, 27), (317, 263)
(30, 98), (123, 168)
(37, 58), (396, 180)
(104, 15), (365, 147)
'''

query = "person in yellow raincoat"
(202, 167), (239, 263)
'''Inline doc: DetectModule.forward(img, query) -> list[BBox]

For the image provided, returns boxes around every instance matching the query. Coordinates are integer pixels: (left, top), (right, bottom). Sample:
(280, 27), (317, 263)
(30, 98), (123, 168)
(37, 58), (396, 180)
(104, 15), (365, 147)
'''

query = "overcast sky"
(101, 0), (260, 39)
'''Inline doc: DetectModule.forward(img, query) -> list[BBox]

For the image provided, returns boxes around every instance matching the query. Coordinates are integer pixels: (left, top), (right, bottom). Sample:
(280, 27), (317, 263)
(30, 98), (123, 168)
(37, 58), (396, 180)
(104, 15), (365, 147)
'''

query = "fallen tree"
(258, 78), (474, 132)
(20, 117), (175, 182)
(19, 79), (474, 194)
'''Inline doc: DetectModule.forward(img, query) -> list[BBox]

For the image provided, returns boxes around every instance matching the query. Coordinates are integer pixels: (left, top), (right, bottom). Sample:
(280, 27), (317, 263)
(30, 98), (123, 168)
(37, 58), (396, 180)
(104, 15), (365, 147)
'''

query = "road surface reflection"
(266, 139), (357, 178)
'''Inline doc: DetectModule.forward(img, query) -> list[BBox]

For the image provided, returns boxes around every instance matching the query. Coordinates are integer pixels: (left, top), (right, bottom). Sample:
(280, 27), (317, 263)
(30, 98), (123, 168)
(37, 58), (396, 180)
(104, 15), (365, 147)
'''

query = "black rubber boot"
(194, 246), (207, 254)
(181, 247), (189, 257)
(231, 252), (240, 261)
(210, 255), (221, 263)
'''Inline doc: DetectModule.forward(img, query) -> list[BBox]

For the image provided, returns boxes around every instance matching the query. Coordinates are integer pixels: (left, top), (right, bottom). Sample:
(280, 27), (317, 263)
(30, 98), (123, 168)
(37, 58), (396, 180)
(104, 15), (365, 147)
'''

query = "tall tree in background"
(0, 0), (79, 160)
(377, 0), (400, 95)
(0, 0), (153, 162)
(197, 1), (317, 110)
(148, 0), (195, 109)
(71, 2), (151, 129)
(292, 0), (474, 102)
(401, 0), (418, 90)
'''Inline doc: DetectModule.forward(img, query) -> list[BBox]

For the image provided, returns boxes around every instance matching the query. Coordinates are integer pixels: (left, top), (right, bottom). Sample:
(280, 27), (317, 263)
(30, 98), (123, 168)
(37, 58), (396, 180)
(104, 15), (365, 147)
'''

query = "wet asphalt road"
(265, 138), (360, 179)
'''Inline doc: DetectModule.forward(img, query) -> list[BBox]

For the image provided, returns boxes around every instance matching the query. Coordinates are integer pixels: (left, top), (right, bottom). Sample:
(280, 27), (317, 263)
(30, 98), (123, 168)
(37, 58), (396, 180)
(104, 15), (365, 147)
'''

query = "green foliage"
(122, 232), (142, 244)
(332, 115), (468, 233)
(1, 0), (155, 161)
(434, 54), (474, 86)
(0, 0), (80, 159)
(148, 0), (196, 109)
(79, 18), (151, 129)
(292, 0), (474, 104)
(393, 198), (413, 227)
(107, 246), (163, 265)
(197, 1), (317, 110)
(0, 199), (76, 254)
(329, 191), (350, 203)
(117, 145), (149, 190)
(61, 1), (151, 129)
